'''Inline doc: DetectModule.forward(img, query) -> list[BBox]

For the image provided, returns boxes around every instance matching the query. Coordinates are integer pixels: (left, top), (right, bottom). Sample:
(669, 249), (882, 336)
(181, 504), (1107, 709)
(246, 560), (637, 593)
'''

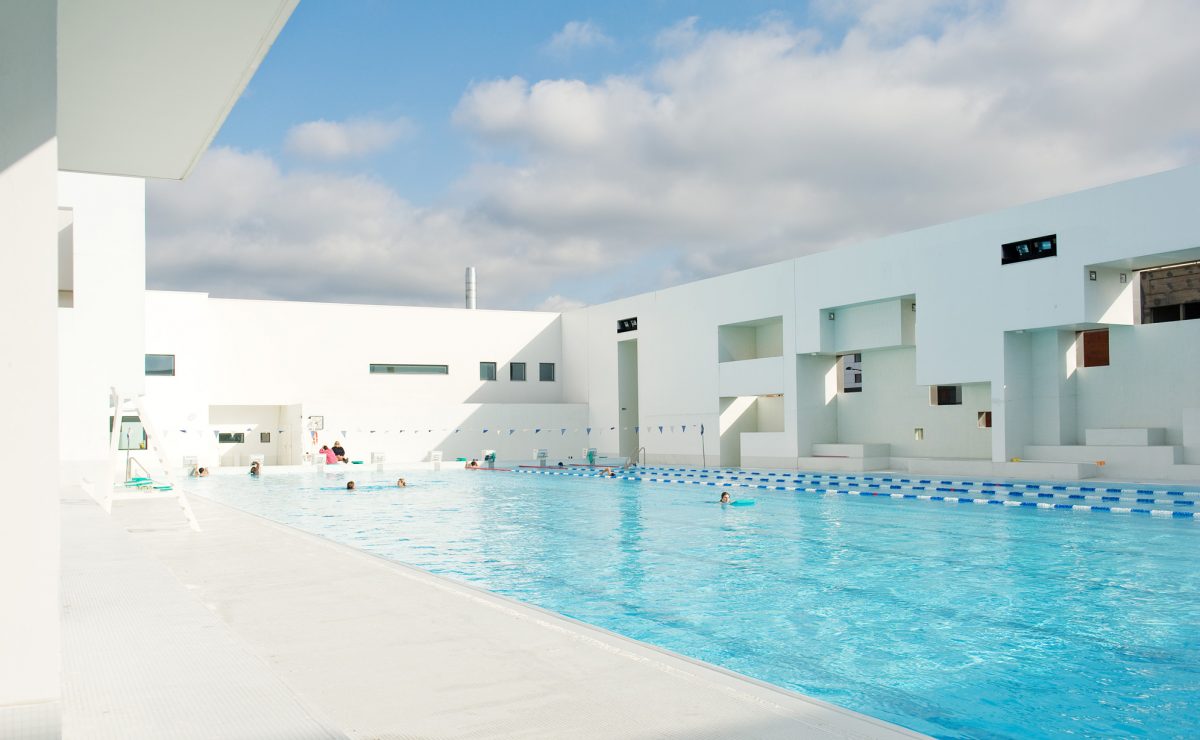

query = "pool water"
(192, 468), (1200, 738)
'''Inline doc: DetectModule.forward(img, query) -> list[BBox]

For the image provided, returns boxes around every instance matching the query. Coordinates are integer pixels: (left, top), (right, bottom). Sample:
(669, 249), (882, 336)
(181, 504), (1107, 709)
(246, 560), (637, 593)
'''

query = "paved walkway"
(62, 492), (924, 739)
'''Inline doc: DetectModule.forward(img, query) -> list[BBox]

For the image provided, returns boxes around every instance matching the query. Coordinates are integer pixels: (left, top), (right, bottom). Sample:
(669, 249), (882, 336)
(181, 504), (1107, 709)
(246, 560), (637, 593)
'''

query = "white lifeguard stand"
(84, 387), (199, 531)
(534, 448), (548, 467)
(430, 450), (443, 471)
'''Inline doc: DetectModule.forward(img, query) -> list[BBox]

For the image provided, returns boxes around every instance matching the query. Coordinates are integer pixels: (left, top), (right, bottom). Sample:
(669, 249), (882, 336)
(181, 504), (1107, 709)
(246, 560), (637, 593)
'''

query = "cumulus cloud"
(545, 20), (613, 55)
(284, 116), (413, 160)
(454, 0), (1200, 281)
(146, 148), (620, 308)
(150, 1), (1200, 310)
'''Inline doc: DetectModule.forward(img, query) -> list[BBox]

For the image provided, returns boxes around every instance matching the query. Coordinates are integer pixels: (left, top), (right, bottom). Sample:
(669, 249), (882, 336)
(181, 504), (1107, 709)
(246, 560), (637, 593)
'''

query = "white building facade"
(130, 166), (1200, 482)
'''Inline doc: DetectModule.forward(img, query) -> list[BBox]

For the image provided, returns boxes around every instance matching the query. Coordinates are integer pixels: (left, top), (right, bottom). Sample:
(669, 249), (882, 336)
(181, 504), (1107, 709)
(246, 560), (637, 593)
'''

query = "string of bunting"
(168, 423), (708, 436)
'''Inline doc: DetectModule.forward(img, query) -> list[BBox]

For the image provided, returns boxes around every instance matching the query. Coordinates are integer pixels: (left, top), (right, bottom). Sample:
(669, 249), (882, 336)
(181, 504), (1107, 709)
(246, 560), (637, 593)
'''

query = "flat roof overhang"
(57, 0), (298, 180)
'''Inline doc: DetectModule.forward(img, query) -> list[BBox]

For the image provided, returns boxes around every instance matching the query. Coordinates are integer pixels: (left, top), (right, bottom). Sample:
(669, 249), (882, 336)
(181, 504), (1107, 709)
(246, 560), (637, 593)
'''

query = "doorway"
(618, 339), (640, 460)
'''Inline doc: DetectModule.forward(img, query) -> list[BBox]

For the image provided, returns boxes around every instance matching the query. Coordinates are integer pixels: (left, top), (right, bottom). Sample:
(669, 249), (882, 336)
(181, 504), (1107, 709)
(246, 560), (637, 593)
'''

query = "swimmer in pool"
(601, 467), (616, 478)
(346, 481), (356, 490)
(249, 460), (261, 476)
(397, 478), (407, 487)
(719, 491), (731, 504)
(466, 459), (479, 468)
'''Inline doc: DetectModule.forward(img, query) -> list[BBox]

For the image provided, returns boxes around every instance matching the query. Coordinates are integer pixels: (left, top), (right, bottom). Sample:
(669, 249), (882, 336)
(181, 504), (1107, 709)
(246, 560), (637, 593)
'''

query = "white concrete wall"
(0, 0), (61, 723)
(561, 166), (1200, 469)
(1075, 321), (1200, 461)
(57, 172), (146, 482)
(143, 292), (588, 465)
(836, 348), (992, 459)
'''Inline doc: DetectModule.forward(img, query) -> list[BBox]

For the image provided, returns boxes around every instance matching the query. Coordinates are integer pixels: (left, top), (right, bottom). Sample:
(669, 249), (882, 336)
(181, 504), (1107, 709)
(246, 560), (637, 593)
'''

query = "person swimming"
(719, 491), (731, 504)
(249, 460), (261, 476)
(396, 478), (406, 487)
(346, 481), (356, 490)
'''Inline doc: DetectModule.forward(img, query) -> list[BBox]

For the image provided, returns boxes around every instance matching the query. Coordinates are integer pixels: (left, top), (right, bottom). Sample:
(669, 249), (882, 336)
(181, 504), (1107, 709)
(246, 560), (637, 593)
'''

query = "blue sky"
(147, 1), (1200, 310)
(217, 1), (842, 202)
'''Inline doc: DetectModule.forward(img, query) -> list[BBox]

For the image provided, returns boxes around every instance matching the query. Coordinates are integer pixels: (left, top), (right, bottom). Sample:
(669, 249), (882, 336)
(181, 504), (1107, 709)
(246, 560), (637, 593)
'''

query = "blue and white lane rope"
(512, 468), (1198, 520)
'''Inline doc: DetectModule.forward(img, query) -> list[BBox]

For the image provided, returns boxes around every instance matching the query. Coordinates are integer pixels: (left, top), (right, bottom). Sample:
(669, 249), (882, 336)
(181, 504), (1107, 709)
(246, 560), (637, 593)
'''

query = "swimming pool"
(191, 467), (1200, 738)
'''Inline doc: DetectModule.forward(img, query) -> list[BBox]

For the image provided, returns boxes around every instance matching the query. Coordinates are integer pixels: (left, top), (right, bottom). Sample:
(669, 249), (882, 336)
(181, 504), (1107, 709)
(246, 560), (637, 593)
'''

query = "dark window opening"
(260, 432), (271, 443)
(1151, 305), (1181, 323)
(977, 411), (992, 429)
(617, 317), (638, 333)
(1148, 302), (1200, 323)
(480, 361), (497, 381)
(1001, 234), (1057, 265)
(510, 362), (526, 381)
(218, 432), (245, 444)
(931, 385), (962, 406)
(539, 362), (555, 381)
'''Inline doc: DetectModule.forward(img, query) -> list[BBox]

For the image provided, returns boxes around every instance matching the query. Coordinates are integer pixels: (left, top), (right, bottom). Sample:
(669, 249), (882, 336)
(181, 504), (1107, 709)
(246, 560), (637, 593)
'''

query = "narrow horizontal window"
(1001, 234), (1056, 265)
(617, 317), (638, 333)
(145, 354), (175, 376)
(539, 362), (555, 381)
(480, 361), (497, 381)
(218, 432), (245, 444)
(510, 362), (526, 381)
(930, 385), (962, 406)
(369, 364), (448, 375)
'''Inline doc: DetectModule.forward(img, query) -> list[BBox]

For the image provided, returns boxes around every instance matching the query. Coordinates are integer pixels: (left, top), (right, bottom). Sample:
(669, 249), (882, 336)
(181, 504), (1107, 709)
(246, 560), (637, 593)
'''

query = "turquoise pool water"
(192, 467), (1200, 738)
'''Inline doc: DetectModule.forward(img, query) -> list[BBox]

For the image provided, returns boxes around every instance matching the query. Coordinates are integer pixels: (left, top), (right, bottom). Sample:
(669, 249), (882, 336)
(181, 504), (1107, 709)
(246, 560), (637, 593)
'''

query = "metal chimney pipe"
(465, 266), (477, 309)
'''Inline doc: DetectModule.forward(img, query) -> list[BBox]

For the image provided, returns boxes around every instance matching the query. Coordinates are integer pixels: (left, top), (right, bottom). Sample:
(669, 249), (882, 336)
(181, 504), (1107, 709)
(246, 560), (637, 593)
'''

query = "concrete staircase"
(1023, 428), (1197, 480)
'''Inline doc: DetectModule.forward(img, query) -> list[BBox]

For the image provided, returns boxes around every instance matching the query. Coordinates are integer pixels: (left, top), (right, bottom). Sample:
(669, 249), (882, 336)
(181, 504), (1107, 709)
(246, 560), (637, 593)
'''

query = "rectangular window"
(1001, 234), (1057, 265)
(977, 411), (993, 428)
(510, 362), (526, 381)
(1148, 302), (1200, 323)
(539, 362), (555, 381)
(109, 415), (146, 451)
(930, 385), (963, 406)
(1078, 329), (1110, 367)
(145, 354), (175, 376)
(839, 353), (862, 393)
(617, 317), (638, 333)
(218, 432), (245, 444)
(480, 361), (497, 381)
(369, 363), (448, 375)
(260, 432), (271, 443)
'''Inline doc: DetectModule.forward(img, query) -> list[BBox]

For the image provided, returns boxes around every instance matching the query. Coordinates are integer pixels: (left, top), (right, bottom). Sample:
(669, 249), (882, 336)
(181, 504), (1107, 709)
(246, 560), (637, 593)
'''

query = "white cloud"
(146, 148), (619, 309)
(454, 0), (1200, 282)
(284, 116), (413, 160)
(151, 2), (1200, 310)
(545, 20), (613, 55)
(535, 294), (588, 312)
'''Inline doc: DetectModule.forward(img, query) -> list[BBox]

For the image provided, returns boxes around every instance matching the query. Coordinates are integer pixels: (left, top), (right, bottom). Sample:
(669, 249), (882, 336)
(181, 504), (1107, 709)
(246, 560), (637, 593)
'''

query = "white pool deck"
(61, 487), (925, 740)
